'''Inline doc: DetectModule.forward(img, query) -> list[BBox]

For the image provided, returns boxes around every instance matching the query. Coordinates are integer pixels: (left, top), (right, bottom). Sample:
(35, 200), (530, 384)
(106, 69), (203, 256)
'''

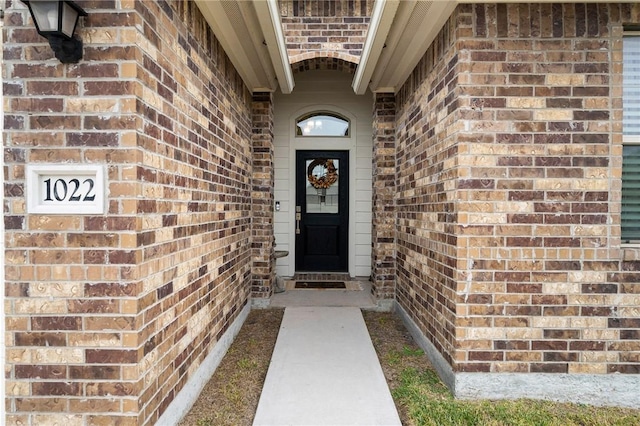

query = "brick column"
(251, 92), (276, 299)
(4, 2), (144, 423)
(371, 93), (396, 299)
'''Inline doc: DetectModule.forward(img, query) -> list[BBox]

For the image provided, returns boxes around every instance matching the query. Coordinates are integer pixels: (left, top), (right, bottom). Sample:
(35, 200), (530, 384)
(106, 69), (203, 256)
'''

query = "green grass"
(392, 367), (640, 426)
(236, 357), (258, 370)
(386, 346), (425, 365)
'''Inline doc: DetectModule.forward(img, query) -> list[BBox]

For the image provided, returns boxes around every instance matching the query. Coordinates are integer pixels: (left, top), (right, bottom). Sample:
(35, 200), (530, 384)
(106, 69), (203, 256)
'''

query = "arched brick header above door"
(291, 56), (357, 75)
(281, 0), (372, 69)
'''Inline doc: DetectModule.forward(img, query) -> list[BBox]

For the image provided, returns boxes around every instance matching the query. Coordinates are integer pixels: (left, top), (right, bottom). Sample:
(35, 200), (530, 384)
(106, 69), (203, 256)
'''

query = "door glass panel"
(306, 158), (339, 213)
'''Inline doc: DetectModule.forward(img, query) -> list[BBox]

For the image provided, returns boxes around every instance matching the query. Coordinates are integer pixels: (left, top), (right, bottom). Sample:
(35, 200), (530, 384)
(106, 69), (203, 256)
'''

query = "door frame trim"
(287, 105), (358, 277)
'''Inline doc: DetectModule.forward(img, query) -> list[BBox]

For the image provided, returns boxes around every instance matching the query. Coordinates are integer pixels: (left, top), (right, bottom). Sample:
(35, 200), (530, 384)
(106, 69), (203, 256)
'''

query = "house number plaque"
(27, 165), (106, 214)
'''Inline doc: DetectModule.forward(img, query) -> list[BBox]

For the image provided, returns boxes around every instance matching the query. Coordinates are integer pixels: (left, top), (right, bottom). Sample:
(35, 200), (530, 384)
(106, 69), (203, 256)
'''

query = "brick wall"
(395, 11), (461, 367)
(279, 0), (372, 65)
(396, 3), (640, 378)
(251, 93), (276, 299)
(3, 0), (253, 423)
(371, 93), (397, 299)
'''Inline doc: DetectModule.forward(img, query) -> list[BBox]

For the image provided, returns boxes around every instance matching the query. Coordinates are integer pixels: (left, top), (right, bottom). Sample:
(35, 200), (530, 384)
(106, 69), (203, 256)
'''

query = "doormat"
(294, 281), (346, 289)
(285, 280), (364, 291)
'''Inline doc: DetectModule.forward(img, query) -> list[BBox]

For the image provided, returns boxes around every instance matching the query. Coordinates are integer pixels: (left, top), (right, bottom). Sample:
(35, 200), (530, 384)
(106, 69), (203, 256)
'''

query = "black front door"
(295, 150), (349, 272)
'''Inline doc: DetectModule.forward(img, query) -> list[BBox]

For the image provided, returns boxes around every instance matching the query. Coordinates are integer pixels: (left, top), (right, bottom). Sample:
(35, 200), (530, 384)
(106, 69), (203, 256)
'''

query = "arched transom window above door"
(296, 112), (350, 137)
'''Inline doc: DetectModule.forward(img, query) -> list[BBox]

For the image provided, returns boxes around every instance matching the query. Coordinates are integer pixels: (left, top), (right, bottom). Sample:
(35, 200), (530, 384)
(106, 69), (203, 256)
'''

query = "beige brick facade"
(395, 3), (640, 378)
(4, 0), (254, 423)
(2, 0), (640, 423)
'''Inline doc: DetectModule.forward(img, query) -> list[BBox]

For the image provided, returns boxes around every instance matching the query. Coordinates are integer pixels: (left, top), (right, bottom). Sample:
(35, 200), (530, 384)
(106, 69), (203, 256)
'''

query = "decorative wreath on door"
(307, 159), (338, 189)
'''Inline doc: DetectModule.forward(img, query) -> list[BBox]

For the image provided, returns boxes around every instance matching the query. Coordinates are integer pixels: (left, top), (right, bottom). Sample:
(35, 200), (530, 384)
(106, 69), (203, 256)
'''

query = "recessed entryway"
(273, 70), (374, 279)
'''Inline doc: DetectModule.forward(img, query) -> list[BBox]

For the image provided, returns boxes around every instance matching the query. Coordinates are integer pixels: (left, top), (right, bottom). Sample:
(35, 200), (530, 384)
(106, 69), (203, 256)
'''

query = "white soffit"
(195, 0), (292, 93)
(352, 0), (399, 95)
(254, 0), (295, 94)
(363, 0), (457, 94)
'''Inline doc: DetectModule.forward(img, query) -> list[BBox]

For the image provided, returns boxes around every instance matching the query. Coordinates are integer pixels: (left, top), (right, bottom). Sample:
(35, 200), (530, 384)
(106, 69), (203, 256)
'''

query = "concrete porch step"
(268, 280), (378, 308)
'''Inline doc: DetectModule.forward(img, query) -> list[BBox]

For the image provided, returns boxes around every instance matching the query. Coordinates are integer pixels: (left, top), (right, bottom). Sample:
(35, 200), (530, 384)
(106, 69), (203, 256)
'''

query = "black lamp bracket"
(46, 34), (83, 63)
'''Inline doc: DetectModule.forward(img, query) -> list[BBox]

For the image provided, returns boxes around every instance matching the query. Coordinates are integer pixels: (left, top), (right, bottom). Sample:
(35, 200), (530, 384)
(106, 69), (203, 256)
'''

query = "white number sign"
(27, 165), (106, 214)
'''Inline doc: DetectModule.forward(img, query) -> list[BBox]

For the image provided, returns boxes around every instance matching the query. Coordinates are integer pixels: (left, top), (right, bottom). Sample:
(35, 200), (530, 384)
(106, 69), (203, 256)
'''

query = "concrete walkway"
(253, 306), (401, 426)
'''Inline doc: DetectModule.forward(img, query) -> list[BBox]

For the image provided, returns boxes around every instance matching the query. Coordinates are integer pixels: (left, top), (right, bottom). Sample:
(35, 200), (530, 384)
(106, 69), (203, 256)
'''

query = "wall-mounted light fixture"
(22, 0), (87, 63)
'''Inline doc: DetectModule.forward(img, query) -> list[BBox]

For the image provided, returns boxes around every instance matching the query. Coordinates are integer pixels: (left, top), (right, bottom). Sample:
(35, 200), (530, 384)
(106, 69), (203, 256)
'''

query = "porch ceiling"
(194, 0), (294, 94)
(196, 0), (621, 96)
(354, 0), (457, 95)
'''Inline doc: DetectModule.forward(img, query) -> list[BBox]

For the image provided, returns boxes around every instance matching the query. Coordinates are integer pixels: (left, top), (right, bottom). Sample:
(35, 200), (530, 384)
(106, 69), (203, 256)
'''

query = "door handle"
(296, 206), (301, 234)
